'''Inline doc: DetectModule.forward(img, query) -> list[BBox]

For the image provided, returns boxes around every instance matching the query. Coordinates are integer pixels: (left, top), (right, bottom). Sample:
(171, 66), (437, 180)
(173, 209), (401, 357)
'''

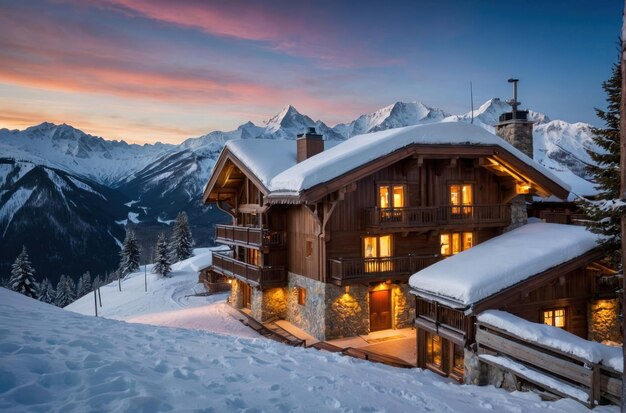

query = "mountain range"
(0, 98), (599, 283)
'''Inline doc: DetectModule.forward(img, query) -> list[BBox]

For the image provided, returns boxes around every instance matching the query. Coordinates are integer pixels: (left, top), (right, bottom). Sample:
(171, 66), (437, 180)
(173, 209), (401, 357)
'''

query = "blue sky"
(0, 0), (621, 143)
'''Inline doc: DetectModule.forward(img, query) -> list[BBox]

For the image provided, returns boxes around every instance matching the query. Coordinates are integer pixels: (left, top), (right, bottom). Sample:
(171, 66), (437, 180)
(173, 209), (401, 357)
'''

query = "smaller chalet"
(409, 222), (619, 383)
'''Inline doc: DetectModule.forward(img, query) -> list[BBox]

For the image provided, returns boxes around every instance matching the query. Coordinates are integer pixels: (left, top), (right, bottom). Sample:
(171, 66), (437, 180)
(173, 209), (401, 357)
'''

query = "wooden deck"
(215, 224), (286, 249)
(211, 253), (286, 288)
(364, 204), (510, 230)
(329, 254), (440, 286)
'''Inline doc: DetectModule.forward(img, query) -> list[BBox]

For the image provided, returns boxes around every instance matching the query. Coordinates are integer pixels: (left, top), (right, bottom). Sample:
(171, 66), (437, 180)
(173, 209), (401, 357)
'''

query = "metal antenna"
(506, 78), (520, 119)
(470, 81), (474, 124)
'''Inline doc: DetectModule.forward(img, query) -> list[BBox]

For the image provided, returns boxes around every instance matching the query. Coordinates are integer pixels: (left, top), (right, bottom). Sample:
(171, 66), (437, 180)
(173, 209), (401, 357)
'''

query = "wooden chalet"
(203, 122), (571, 341)
(409, 222), (620, 397)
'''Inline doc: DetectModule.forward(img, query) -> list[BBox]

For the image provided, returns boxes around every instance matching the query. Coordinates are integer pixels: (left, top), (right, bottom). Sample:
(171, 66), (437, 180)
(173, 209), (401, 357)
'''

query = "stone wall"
(286, 272), (327, 340)
(230, 279), (243, 309)
(251, 287), (286, 322)
(588, 298), (622, 343)
(504, 195), (528, 232)
(392, 284), (415, 329)
(325, 283), (370, 340)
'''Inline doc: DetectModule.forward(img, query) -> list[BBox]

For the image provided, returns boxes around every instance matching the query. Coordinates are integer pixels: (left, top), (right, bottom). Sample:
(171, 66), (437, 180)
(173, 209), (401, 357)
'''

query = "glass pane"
(379, 235), (392, 257)
(543, 310), (553, 326)
(452, 233), (460, 255)
(379, 186), (390, 208)
(432, 335), (442, 367)
(453, 344), (464, 374)
(393, 186), (404, 207)
(440, 234), (450, 256)
(364, 237), (377, 258)
(554, 309), (565, 328)
(463, 233), (473, 251)
(462, 184), (472, 205)
(450, 185), (460, 206)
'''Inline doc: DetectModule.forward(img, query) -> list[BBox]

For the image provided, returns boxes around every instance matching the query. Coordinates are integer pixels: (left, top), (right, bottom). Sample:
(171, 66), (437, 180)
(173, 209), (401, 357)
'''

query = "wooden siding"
(286, 205), (321, 280)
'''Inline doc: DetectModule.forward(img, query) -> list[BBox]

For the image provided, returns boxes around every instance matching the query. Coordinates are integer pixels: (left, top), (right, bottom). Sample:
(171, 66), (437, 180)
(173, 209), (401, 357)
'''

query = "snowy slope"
(1, 288), (618, 412)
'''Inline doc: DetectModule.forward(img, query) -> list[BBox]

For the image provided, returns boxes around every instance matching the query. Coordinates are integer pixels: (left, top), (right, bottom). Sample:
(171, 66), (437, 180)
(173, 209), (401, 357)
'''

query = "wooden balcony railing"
(215, 224), (286, 248)
(539, 211), (587, 226)
(211, 252), (286, 288)
(416, 299), (468, 333)
(364, 204), (511, 229)
(329, 254), (440, 285)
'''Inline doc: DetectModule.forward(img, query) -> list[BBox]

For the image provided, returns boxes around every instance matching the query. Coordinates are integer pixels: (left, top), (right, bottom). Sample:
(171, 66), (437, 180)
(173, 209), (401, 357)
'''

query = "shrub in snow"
(578, 59), (623, 267)
(119, 230), (141, 275)
(170, 212), (193, 262)
(9, 246), (38, 299)
(38, 278), (56, 304)
(153, 232), (172, 277)
(55, 274), (76, 307)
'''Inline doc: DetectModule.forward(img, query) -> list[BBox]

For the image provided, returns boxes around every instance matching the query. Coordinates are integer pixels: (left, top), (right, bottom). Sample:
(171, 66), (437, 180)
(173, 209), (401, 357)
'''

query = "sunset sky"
(0, 0), (621, 144)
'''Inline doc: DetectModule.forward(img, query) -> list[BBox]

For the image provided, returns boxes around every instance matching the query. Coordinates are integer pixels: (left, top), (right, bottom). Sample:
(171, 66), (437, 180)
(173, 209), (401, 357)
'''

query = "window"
(379, 185), (405, 208)
(305, 240), (313, 258)
(543, 308), (566, 328)
(297, 287), (306, 305)
(363, 235), (392, 273)
(426, 332), (442, 368)
(440, 232), (473, 256)
(452, 344), (464, 376)
(449, 184), (473, 215)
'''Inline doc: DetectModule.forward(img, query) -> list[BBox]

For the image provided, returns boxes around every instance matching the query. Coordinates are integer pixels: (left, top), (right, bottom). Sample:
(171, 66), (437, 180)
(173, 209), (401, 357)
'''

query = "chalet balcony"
(211, 252), (286, 288)
(215, 224), (286, 249)
(329, 254), (440, 286)
(364, 204), (511, 230)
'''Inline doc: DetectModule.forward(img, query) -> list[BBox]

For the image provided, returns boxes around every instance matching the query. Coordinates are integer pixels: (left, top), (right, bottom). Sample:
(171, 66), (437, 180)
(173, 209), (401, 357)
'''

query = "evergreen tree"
(38, 278), (56, 304)
(579, 59), (623, 266)
(9, 246), (38, 299)
(170, 211), (193, 262)
(55, 275), (76, 307)
(153, 232), (172, 277)
(119, 230), (141, 275)
(76, 271), (92, 297)
(92, 275), (101, 290)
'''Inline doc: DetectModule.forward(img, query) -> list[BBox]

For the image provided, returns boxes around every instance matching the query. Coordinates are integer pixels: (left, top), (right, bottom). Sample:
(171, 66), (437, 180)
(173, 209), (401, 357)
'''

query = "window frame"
(440, 231), (474, 256)
(542, 307), (567, 329)
(297, 287), (307, 306)
(377, 183), (407, 209)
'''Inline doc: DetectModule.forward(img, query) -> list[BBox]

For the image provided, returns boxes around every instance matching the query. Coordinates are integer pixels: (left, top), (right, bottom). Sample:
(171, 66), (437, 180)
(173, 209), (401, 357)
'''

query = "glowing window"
(363, 235), (392, 273)
(543, 308), (566, 328)
(453, 344), (464, 375)
(440, 232), (473, 256)
(450, 184), (473, 214)
(426, 332), (442, 368)
(297, 287), (306, 305)
(378, 185), (405, 208)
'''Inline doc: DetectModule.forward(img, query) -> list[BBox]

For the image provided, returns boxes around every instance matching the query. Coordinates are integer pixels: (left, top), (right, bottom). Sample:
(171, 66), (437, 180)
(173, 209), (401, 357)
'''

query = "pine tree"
(55, 275), (76, 307)
(153, 232), (172, 277)
(579, 59), (623, 266)
(38, 278), (56, 304)
(119, 230), (141, 275)
(76, 271), (92, 297)
(170, 211), (193, 262)
(9, 246), (38, 299)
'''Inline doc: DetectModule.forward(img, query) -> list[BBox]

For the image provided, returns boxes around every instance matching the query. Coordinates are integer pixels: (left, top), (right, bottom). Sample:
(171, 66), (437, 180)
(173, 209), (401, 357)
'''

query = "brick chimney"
(296, 127), (324, 163)
(494, 79), (534, 158)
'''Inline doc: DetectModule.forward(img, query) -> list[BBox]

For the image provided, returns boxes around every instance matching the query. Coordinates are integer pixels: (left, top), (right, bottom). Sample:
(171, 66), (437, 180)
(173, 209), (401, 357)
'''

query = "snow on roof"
(225, 139), (297, 188)
(267, 122), (571, 194)
(478, 310), (622, 373)
(409, 223), (600, 308)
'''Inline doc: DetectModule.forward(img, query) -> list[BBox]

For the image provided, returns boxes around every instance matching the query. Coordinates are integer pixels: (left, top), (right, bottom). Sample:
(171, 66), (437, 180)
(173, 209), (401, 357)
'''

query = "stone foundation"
(504, 195), (528, 232)
(286, 272), (326, 340)
(230, 279), (243, 308)
(325, 283), (369, 340)
(251, 287), (286, 322)
(392, 284), (415, 329)
(463, 349), (487, 385)
(588, 298), (622, 343)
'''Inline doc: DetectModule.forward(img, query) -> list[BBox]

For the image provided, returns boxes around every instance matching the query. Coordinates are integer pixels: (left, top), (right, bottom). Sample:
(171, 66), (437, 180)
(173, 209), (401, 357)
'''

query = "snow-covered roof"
(409, 223), (601, 308)
(267, 122), (571, 194)
(478, 310), (622, 372)
(226, 140), (297, 188)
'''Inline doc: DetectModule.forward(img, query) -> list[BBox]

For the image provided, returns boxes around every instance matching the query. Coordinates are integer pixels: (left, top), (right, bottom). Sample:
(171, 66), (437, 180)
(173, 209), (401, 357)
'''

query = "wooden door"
(241, 283), (252, 309)
(370, 290), (392, 331)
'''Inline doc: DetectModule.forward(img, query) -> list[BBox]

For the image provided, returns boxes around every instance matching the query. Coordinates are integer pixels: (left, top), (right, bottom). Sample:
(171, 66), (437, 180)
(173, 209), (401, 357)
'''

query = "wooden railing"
(539, 211), (587, 226)
(416, 299), (468, 333)
(476, 321), (622, 408)
(215, 224), (286, 248)
(365, 204), (510, 228)
(329, 254), (439, 285)
(212, 252), (286, 288)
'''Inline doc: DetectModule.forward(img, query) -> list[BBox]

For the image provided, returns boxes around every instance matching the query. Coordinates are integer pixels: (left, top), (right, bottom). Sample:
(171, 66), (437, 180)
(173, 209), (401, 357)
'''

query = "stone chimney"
(296, 127), (324, 163)
(494, 79), (534, 158)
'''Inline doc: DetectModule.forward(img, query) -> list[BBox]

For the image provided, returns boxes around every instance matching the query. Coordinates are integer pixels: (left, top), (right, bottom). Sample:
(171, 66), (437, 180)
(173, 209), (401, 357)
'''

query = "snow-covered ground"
(1, 288), (619, 412)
